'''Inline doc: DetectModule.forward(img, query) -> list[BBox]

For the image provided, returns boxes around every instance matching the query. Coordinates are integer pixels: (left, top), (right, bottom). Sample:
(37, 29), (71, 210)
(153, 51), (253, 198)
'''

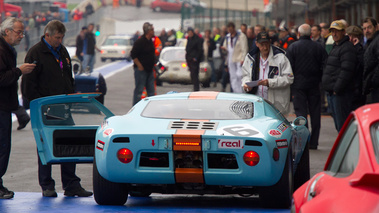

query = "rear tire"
(294, 141), (310, 190)
(93, 158), (128, 205)
(259, 147), (293, 209)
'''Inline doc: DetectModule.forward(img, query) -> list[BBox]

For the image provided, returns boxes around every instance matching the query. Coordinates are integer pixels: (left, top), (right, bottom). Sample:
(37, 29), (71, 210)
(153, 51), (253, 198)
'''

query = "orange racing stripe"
(188, 91), (219, 99)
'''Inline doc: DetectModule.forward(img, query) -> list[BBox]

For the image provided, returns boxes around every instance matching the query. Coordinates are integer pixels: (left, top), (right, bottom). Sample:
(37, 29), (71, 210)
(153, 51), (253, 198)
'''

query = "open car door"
(30, 93), (114, 165)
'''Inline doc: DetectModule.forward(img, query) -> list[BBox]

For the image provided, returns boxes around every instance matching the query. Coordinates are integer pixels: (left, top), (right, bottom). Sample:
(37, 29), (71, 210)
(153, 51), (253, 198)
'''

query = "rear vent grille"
(169, 121), (218, 131)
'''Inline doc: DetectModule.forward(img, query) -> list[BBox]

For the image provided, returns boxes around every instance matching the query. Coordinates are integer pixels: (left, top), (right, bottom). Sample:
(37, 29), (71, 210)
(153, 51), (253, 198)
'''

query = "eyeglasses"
(11, 29), (25, 36)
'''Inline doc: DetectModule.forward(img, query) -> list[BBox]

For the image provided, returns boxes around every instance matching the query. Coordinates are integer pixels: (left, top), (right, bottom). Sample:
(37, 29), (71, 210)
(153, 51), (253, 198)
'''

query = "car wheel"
(156, 78), (162, 86)
(101, 58), (106, 62)
(259, 147), (293, 209)
(93, 157), (128, 205)
(129, 191), (152, 197)
(71, 57), (82, 75)
(201, 80), (210, 88)
(294, 141), (310, 190)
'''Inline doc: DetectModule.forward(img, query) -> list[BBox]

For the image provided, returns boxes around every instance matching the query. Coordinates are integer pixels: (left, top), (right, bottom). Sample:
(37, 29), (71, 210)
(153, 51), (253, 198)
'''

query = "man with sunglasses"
(0, 17), (36, 199)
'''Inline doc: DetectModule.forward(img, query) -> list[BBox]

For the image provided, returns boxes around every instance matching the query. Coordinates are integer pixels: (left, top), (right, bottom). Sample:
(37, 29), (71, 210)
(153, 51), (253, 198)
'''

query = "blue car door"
(30, 93), (114, 165)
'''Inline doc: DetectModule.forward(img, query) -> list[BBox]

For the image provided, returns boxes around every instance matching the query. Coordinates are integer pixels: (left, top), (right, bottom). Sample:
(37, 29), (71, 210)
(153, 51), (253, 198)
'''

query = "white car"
(156, 46), (211, 86)
(100, 35), (134, 62)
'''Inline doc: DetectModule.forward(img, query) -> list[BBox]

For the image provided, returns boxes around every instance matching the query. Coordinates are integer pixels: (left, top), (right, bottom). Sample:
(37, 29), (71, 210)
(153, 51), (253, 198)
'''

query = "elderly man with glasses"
(0, 17), (35, 199)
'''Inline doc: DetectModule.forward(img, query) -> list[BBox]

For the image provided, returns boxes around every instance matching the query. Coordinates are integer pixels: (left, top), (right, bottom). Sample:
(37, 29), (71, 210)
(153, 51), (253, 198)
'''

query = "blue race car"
(30, 91), (310, 208)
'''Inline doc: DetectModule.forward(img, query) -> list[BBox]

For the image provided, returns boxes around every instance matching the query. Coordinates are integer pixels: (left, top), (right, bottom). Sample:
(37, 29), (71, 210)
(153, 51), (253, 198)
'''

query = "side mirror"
(293, 116), (307, 127)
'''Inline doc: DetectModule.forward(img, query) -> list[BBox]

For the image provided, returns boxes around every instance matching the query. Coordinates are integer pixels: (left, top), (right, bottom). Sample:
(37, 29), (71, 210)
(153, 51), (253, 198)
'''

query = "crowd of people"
(133, 17), (379, 152)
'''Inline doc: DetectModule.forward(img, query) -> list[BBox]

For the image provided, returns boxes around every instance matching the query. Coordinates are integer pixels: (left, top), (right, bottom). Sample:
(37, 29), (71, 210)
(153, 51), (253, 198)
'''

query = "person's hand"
(19, 63), (36, 75)
(258, 79), (269, 87)
(243, 84), (251, 92)
(137, 64), (144, 71)
(80, 52), (84, 56)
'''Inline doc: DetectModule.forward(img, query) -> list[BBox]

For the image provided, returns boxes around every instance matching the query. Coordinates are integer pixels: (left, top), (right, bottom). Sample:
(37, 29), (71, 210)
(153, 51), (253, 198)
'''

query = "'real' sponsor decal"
(96, 140), (105, 151)
(277, 122), (288, 132)
(218, 139), (243, 149)
(217, 124), (264, 137)
(268, 129), (282, 138)
(103, 128), (114, 137)
(276, 139), (288, 149)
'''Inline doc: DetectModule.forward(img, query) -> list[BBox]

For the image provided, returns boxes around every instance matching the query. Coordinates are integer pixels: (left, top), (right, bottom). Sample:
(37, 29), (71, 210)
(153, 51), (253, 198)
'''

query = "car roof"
(106, 35), (133, 39)
(144, 91), (262, 102)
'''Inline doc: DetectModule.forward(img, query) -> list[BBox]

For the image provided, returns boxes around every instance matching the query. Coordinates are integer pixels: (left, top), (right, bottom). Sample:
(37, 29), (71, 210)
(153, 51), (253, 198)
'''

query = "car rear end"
(100, 36), (133, 61)
(95, 94), (290, 193)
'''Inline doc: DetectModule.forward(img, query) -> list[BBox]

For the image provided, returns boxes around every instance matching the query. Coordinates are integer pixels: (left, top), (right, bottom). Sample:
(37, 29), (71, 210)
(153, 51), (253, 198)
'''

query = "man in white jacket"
(221, 22), (248, 93)
(242, 32), (294, 115)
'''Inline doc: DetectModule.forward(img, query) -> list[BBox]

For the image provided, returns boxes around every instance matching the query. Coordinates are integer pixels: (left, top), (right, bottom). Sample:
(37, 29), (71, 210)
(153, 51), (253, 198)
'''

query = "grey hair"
(143, 22), (153, 34)
(44, 20), (66, 36)
(0, 17), (23, 36)
(298, 24), (311, 36)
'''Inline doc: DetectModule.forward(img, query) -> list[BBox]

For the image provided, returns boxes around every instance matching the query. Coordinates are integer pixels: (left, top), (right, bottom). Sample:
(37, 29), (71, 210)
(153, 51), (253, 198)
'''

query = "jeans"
(82, 54), (96, 73)
(327, 92), (353, 132)
(0, 110), (11, 188)
(133, 67), (155, 105)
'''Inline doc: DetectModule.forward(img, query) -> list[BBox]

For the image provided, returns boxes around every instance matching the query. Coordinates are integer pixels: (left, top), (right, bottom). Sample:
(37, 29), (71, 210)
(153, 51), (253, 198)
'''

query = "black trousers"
(38, 155), (81, 191)
(292, 87), (321, 148)
(0, 110), (11, 188)
(187, 59), (200, 91)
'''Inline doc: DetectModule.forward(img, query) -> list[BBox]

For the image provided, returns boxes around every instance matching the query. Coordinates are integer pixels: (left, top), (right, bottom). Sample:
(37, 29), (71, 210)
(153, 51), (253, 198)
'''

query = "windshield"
(160, 49), (186, 61)
(103, 38), (131, 46)
(141, 99), (253, 120)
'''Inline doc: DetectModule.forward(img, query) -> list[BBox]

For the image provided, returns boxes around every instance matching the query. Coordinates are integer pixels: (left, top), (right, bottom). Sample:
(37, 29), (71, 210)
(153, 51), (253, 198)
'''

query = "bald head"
(298, 24), (311, 37)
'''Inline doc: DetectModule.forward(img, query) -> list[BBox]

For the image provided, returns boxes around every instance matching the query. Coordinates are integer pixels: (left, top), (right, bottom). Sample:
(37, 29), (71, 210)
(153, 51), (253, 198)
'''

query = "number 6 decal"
(217, 124), (263, 137)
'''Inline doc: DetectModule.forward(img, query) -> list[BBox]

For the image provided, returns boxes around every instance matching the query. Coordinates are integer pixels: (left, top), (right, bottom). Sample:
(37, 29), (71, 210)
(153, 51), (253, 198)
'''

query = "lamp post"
(210, 0), (213, 30)
(225, 0), (228, 25)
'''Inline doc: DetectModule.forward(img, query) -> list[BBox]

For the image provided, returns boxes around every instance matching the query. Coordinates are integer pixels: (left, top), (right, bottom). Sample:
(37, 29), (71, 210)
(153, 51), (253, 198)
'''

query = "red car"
(292, 103), (379, 213)
(150, 0), (183, 12)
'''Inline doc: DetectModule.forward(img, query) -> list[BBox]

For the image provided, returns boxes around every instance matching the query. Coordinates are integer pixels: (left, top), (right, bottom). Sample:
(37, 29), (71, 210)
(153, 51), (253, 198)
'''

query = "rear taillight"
(121, 50), (126, 54)
(117, 148), (133, 163)
(101, 50), (105, 54)
(243, 151), (260, 166)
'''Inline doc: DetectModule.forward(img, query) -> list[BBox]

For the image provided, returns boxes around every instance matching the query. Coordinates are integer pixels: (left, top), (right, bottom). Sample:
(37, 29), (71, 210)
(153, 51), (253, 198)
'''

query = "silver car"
(100, 35), (134, 62)
(156, 46), (211, 86)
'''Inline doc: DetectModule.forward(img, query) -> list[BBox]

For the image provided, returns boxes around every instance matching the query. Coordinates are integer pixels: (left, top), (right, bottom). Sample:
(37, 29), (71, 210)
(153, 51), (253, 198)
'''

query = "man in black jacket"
(363, 17), (379, 103)
(0, 17), (35, 199)
(322, 20), (357, 132)
(131, 22), (156, 105)
(22, 20), (93, 198)
(286, 24), (327, 150)
(186, 28), (204, 91)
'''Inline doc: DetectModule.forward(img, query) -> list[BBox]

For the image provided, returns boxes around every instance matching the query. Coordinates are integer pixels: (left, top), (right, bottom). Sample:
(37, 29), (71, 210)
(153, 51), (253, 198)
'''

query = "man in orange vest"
(279, 26), (295, 50)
